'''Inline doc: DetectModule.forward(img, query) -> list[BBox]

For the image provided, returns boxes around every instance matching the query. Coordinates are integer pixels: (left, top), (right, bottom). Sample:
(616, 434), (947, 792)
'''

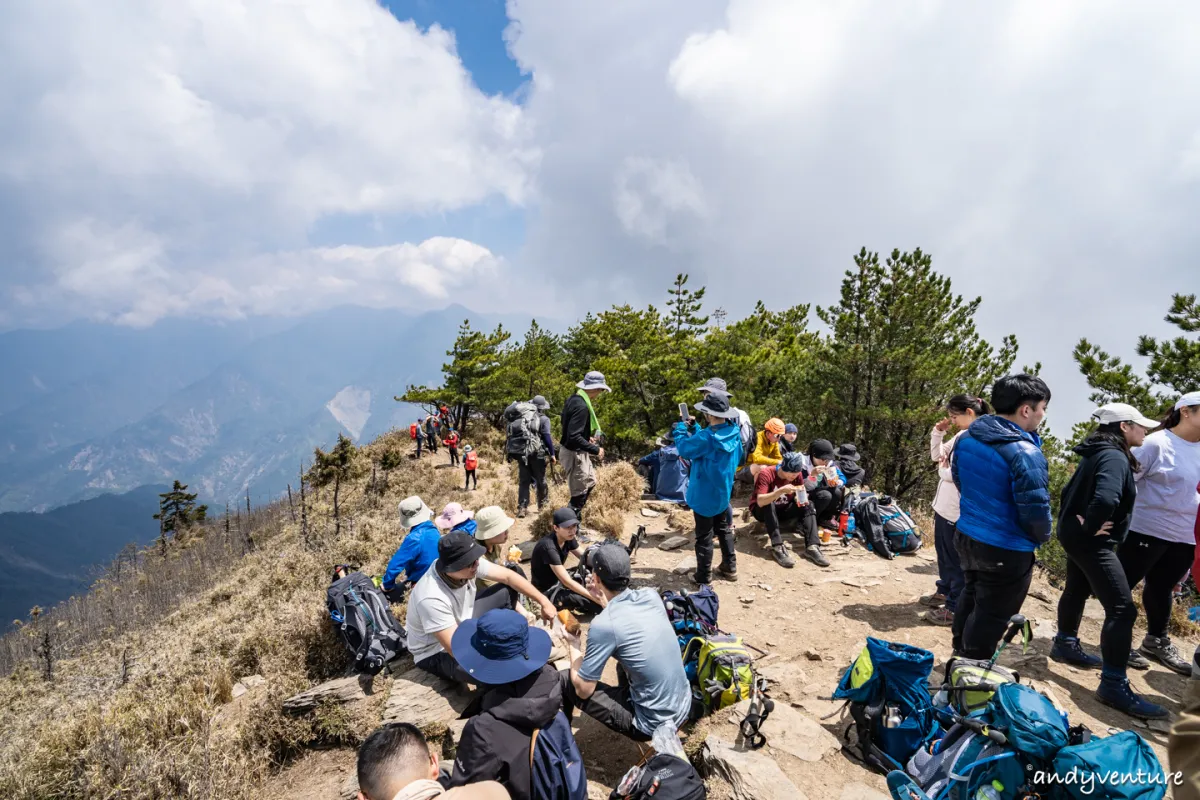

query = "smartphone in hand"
(678, 402), (689, 421)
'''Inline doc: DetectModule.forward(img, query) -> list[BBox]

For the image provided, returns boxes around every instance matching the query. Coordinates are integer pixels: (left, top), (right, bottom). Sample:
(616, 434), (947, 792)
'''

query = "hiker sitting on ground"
(835, 443), (865, 488)
(674, 390), (743, 584)
(637, 430), (689, 504)
(561, 372), (610, 521)
(531, 508), (602, 615)
(951, 374), (1052, 661)
(751, 451), (830, 569)
(805, 439), (846, 531)
(406, 531), (556, 684)
(446, 609), (576, 800)
(382, 497), (443, 602)
(745, 417), (786, 477)
(562, 544), (691, 742)
(473, 506), (526, 589)
(1050, 403), (1168, 720)
(356, 722), (508, 800)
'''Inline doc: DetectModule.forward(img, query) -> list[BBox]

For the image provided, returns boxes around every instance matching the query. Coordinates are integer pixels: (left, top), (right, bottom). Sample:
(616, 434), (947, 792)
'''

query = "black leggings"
(750, 500), (818, 548)
(1118, 530), (1195, 638)
(464, 469), (477, 490)
(1056, 540), (1136, 672)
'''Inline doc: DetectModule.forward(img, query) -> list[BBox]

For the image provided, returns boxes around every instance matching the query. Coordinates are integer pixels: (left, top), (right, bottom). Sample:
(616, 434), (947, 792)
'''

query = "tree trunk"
(287, 483), (296, 523)
(333, 473), (341, 537)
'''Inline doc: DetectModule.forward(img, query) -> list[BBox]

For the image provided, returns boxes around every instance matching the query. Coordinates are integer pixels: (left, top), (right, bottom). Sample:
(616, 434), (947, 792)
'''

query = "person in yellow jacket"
(747, 417), (786, 475)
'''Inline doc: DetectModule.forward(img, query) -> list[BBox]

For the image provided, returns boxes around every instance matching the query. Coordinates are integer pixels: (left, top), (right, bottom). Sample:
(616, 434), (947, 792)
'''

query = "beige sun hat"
(473, 506), (516, 541)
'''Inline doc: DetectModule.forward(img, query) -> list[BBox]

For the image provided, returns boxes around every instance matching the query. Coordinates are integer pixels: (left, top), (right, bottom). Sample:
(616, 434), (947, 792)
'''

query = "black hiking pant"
(464, 469), (477, 490)
(1056, 539), (1136, 672)
(809, 486), (844, 527)
(518, 455), (549, 510)
(951, 530), (1034, 660)
(427, 433), (438, 453)
(933, 513), (965, 613)
(559, 666), (652, 742)
(694, 508), (735, 582)
(1118, 530), (1195, 639)
(751, 500), (818, 548)
(449, 446), (460, 466)
(415, 438), (424, 457)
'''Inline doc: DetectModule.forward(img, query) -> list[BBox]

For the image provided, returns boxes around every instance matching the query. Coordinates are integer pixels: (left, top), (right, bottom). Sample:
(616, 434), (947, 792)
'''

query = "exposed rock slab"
(728, 699), (839, 762)
(701, 735), (807, 800)
(659, 535), (691, 551)
(381, 666), (474, 728)
(283, 674), (376, 713)
(672, 555), (698, 575)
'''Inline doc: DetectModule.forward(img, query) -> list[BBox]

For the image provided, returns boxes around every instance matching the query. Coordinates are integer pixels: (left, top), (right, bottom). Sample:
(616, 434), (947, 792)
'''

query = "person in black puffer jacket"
(1051, 402), (1167, 720)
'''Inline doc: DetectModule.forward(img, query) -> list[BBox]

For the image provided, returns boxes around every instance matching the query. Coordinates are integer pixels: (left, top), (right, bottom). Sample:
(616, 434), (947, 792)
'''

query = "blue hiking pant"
(933, 512), (965, 613)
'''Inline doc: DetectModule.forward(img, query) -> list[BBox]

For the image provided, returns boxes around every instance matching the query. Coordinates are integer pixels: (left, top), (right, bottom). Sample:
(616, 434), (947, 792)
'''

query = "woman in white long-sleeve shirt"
(922, 395), (991, 625)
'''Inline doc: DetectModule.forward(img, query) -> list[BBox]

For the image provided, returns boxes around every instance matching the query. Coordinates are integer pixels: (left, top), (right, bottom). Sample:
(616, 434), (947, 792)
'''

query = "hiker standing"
(412, 418), (426, 458)
(1050, 403), (1168, 719)
(560, 372), (610, 521)
(922, 395), (991, 626)
(950, 374), (1052, 660)
(425, 415), (439, 455)
(1118, 391), (1200, 674)
(674, 390), (743, 584)
(445, 429), (461, 466)
(463, 445), (479, 491)
(514, 395), (555, 518)
(696, 377), (753, 530)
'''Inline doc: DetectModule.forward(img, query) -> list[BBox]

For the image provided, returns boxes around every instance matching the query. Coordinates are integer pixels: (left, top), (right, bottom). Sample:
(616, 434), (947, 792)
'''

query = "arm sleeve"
(1010, 446), (1052, 544)
(578, 619), (617, 682)
(382, 538), (417, 590)
(751, 469), (773, 506)
(1080, 451), (1126, 535)
(447, 723), (504, 788)
(930, 428), (946, 462)
(540, 416), (555, 454)
(951, 444), (962, 492)
(673, 427), (712, 460)
(639, 451), (661, 467)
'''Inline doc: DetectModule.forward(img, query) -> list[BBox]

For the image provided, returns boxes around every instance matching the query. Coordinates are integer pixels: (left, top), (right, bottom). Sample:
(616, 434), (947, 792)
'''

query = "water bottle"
(883, 705), (903, 728)
(975, 780), (1004, 800)
(1188, 605), (1200, 623)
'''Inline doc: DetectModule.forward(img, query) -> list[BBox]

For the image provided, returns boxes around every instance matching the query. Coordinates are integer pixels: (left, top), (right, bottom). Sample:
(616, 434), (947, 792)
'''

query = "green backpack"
(684, 634), (755, 713)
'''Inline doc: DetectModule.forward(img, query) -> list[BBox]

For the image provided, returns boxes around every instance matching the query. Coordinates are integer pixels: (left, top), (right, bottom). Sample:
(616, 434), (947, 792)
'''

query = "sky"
(2, 0), (1199, 432)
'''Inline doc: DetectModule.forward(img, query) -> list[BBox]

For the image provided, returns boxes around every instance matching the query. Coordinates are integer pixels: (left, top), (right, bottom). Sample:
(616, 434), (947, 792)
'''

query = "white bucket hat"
(398, 496), (433, 531)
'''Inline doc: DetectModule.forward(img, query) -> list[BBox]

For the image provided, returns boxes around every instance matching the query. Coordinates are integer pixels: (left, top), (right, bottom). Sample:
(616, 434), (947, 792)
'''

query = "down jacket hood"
(479, 663), (563, 732)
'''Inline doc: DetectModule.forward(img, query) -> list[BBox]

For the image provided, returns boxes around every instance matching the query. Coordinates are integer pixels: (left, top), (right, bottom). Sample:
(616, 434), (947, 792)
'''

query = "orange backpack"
(409, 423), (418, 439)
(465, 451), (478, 470)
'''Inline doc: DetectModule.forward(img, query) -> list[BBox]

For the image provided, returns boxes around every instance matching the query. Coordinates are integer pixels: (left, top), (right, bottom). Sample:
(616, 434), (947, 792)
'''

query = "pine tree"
(399, 320), (511, 432)
(153, 480), (208, 554)
(308, 434), (367, 537)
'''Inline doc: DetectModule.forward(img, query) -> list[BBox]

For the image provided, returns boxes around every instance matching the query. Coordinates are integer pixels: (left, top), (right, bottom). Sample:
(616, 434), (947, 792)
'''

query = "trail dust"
(264, 457), (1192, 800)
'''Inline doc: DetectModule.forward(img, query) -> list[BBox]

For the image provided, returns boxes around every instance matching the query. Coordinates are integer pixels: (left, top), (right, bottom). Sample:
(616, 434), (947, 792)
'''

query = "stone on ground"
(728, 699), (839, 762)
(283, 674), (377, 713)
(231, 673), (266, 699)
(641, 508), (661, 517)
(382, 667), (475, 727)
(672, 554), (698, 574)
(701, 735), (807, 800)
(659, 535), (690, 551)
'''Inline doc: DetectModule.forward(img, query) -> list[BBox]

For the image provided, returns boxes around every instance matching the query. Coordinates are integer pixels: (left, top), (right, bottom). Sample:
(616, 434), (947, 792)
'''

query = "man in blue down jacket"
(674, 390), (743, 584)
(951, 374), (1053, 660)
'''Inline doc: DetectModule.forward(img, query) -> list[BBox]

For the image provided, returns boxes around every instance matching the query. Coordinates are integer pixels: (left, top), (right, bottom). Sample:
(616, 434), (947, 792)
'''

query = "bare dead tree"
(286, 483), (296, 523)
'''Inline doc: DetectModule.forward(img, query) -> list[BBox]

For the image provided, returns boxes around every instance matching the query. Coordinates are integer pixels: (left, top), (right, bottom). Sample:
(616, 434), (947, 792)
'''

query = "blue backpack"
(1051, 731), (1167, 800)
(531, 711), (588, 800)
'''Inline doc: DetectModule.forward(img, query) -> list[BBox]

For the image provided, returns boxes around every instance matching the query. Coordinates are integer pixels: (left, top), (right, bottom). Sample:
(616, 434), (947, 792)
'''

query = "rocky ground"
(263, 468), (1191, 800)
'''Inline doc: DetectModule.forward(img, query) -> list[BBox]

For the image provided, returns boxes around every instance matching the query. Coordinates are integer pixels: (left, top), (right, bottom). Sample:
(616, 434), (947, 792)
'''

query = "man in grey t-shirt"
(562, 545), (691, 740)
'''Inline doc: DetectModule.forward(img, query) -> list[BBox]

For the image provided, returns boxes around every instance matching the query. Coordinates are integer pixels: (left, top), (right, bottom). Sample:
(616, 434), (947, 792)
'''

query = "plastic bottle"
(838, 510), (849, 535)
(975, 780), (1004, 800)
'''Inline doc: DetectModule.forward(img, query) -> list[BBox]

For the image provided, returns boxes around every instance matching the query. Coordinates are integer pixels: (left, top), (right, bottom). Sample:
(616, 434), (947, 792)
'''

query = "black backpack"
(504, 401), (546, 461)
(326, 569), (407, 675)
(609, 753), (706, 800)
(853, 494), (894, 560)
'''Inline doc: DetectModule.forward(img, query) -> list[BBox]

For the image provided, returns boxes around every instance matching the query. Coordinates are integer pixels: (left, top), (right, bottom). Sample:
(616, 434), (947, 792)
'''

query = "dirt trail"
(269, 463), (1192, 800)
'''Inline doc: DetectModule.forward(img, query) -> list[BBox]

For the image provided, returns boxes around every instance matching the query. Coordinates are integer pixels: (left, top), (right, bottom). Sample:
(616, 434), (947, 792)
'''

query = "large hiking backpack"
(505, 401), (546, 462)
(833, 638), (938, 774)
(326, 569), (407, 675)
(610, 753), (707, 800)
(943, 658), (1019, 716)
(878, 497), (922, 554)
(854, 494), (895, 560)
(683, 634), (755, 714)
(530, 711), (588, 800)
(1052, 731), (1167, 800)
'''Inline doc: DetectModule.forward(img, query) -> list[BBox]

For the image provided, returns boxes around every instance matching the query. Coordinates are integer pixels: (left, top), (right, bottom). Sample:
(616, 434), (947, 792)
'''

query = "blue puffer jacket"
(952, 415), (1052, 552)
(382, 520), (442, 590)
(673, 420), (741, 517)
(639, 445), (689, 504)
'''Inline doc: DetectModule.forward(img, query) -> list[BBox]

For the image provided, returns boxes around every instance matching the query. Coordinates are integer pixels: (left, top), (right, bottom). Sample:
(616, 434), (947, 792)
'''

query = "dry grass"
(528, 463), (643, 540)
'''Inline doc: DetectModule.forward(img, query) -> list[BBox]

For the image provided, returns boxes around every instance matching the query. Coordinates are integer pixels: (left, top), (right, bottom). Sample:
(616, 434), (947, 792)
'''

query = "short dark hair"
(989, 374), (1051, 415)
(357, 723), (430, 800)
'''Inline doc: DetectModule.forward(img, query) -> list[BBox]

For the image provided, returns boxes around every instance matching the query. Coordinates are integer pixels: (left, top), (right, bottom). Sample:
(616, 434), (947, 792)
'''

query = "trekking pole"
(987, 614), (1030, 671)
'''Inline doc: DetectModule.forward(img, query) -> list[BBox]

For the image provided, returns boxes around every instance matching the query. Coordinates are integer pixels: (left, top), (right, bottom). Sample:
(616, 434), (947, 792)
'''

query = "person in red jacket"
(463, 445), (479, 491)
(445, 429), (461, 466)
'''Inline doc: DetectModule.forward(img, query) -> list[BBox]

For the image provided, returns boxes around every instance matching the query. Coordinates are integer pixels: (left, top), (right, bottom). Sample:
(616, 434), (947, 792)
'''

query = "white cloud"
(0, 0), (534, 324)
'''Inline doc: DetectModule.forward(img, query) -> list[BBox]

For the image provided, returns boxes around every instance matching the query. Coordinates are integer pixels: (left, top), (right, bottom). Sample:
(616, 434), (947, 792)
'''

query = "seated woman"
(531, 508), (602, 615)
(637, 431), (689, 504)
(805, 439), (846, 530)
(471, 505), (527, 590)
(743, 417), (786, 479)
(405, 531), (556, 684)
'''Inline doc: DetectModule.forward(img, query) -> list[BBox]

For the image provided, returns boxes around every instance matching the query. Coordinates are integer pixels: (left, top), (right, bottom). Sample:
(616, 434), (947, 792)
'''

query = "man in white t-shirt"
(407, 531), (557, 684)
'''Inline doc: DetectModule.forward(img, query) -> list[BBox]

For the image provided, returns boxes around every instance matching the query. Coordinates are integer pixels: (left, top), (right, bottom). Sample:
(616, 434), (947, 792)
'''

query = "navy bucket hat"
(450, 609), (552, 685)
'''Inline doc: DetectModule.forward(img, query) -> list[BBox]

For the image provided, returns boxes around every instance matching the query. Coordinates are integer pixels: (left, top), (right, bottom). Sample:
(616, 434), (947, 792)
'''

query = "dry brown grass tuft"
(588, 462), (645, 516)
(529, 482), (574, 538)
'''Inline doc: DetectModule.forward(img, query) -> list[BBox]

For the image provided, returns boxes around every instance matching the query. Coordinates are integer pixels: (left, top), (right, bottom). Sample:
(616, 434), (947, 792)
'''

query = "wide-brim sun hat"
(696, 377), (731, 396)
(435, 502), (474, 531)
(1093, 403), (1160, 429)
(694, 390), (738, 420)
(451, 609), (552, 684)
(398, 496), (433, 531)
(576, 371), (612, 392)
(836, 443), (861, 462)
(474, 506), (516, 541)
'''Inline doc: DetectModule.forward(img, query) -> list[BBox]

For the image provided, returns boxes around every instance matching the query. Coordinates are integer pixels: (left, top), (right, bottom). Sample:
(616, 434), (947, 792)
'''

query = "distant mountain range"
(0, 484), (166, 626)
(0, 305), (537, 513)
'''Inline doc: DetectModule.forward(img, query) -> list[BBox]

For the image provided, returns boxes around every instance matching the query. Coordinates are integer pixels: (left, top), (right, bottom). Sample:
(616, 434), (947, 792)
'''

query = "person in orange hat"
(743, 417), (786, 480)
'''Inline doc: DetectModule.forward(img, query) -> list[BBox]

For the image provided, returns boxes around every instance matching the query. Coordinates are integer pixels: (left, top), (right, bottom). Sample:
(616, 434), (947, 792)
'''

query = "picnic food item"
(557, 609), (581, 636)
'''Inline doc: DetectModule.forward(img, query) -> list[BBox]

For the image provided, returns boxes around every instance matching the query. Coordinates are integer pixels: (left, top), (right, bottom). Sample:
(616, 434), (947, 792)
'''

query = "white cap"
(1093, 403), (1158, 428)
(1174, 391), (1200, 411)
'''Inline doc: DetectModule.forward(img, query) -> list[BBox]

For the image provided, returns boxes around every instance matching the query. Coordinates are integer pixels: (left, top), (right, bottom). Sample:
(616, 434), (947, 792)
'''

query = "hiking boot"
(1050, 635), (1102, 669)
(1139, 635), (1192, 675)
(1095, 676), (1169, 720)
(716, 563), (739, 582)
(919, 593), (947, 608)
(690, 572), (710, 586)
(803, 546), (830, 568)
(1127, 650), (1151, 671)
(926, 607), (954, 626)
(771, 544), (795, 568)
(517, 507), (528, 519)
(819, 519), (839, 532)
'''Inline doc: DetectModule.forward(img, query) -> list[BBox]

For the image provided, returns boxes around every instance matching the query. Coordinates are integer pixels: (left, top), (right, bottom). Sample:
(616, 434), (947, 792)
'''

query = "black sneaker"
(1126, 650), (1151, 671)
(804, 545), (830, 568)
(771, 545), (795, 568)
(1139, 635), (1192, 675)
(1050, 635), (1102, 669)
(517, 507), (528, 519)
(1095, 676), (1169, 720)
(717, 563), (739, 582)
(690, 572), (711, 586)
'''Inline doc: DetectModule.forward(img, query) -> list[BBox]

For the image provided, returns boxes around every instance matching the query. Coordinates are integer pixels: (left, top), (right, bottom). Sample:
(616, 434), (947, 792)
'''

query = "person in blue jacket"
(950, 374), (1052, 660)
(637, 430), (689, 504)
(673, 390), (743, 584)
(382, 496), (442, 602)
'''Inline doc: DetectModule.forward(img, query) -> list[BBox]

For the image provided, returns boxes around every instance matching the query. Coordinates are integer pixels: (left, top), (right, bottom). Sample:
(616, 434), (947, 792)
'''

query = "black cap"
(552, 507), (579, 528)
(439, 531), (486, 572)
(808, 439), (836, 461)
(591, 543), (631, 591)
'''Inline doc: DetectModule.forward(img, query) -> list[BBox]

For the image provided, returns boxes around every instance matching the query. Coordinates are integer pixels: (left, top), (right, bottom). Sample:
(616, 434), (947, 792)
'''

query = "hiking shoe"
(1050, 635), (1102, 669)
(1140, 635), (1192, 675)
(771, 545), (796, 568)
(690, 572), (710, 586)
(919, 593), (947, 608)
(517, 507), (528, 519)
(1095, 676), (1169, 720)
(926, 607), (954, 626)
(741, 507), (752, 523)
(717, 563), (739, 582)
(803, 546), (830, 568)
(1127, 650), (1151, 671)
(819, 519), (839, 532)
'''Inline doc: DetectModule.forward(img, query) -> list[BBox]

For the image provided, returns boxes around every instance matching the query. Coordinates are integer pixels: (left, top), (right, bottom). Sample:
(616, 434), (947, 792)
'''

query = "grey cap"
(591, 543), (631, 590)
(531, 395), (550, 410)
(696, 377), (731, 396)
(694, 389), (739, 420)
(577, 371), (612, 392)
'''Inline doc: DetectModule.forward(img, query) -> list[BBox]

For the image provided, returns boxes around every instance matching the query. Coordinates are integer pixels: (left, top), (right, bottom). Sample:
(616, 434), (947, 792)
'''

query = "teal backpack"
(1051, 731), (1167, 800)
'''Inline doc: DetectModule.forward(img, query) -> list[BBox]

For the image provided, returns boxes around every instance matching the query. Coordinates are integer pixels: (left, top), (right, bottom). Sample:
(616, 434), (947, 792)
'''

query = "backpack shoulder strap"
(529, 727), (540, 769)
